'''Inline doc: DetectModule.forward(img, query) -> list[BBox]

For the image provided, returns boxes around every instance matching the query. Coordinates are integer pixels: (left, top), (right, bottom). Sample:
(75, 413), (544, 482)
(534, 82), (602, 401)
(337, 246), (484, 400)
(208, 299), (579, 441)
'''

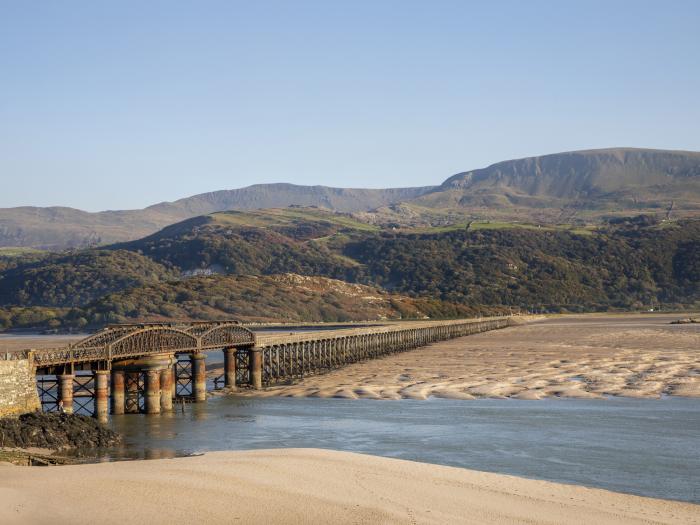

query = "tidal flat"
(230, 313), (700, 400)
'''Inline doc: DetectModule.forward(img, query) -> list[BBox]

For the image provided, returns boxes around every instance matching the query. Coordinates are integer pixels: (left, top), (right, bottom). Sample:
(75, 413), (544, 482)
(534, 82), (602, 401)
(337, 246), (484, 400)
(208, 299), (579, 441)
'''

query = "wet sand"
(236, 314), (700, 400)
(0, 333), (82, 353)
(1, 448), (698, 524)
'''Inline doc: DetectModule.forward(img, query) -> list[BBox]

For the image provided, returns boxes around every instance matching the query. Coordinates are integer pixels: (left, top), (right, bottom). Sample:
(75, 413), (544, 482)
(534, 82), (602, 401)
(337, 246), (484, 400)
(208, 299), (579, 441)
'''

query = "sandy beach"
(1, 448), (697, 524)
(229, 314), (700, 400)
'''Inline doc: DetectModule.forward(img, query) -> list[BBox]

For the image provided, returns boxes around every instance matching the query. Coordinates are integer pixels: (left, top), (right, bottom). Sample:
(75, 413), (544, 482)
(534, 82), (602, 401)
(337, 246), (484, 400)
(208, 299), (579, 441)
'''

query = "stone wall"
(0, 358), (41, 418)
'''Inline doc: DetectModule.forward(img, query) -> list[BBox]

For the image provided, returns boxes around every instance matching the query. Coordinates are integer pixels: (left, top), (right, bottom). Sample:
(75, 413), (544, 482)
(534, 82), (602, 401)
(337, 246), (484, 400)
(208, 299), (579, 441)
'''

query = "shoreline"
(1, 448), (697, 524)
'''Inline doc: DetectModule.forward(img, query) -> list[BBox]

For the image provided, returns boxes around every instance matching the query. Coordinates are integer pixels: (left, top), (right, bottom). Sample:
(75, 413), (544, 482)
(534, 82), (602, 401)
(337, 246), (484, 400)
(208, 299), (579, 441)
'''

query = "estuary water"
(107, 396), (700, 504)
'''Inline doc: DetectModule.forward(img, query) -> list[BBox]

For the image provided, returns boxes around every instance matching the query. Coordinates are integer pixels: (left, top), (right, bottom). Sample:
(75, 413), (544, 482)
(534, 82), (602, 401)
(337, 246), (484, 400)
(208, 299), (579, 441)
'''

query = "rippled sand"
(239, 314), (700, 400)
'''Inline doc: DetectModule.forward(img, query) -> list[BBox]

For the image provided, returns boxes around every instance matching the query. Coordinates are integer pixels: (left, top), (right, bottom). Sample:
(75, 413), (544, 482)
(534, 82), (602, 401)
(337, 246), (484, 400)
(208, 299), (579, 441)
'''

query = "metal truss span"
(30, 321), (256, 368)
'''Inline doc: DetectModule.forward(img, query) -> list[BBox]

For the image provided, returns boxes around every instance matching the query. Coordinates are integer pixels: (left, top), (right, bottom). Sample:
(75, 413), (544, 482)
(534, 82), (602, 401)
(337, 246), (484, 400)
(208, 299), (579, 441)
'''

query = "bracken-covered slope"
(74, 273), (475, 325)
(0, 207), (697, 331)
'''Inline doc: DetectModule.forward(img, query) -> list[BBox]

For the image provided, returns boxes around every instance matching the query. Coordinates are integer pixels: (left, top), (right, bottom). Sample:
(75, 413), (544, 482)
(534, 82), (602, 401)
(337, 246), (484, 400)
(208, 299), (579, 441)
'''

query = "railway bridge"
(27, 321), (255, 421)
(3, 317), (512, 421)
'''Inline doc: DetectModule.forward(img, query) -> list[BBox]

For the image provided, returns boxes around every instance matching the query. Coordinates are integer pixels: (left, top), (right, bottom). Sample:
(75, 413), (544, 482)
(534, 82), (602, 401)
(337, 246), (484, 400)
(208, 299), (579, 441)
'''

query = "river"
(102, 396), (700, 504)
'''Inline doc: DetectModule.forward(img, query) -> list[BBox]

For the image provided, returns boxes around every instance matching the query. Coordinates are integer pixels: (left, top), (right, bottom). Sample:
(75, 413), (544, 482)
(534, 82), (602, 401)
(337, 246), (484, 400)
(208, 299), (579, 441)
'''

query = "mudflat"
(235, 313), (700, 400)
(1, 448), (698, 524)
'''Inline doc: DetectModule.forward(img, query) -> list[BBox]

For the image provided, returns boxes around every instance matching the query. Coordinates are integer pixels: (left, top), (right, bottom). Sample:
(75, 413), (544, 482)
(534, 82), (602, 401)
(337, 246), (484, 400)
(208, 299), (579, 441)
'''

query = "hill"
(71, 273), (475, 325)
(0, 250), (177, 307)
(112, 208), (372, 278)
(0, 207), (697, 330)
(0, 273), (477, 331)
(0, 184), (432, 249)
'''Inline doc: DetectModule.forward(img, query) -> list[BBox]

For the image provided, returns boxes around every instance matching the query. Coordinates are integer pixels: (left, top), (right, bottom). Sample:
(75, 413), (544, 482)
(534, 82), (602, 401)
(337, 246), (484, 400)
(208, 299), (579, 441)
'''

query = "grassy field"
(210, 208), (380, 232)
(401, 221), (596, 235)
(0, 247), (45, 257)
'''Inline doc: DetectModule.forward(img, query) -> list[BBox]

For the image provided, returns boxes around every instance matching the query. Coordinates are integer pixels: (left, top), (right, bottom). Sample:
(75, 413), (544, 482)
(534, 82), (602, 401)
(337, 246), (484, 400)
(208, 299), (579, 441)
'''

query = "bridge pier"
(192, 353), (207, 402)
(111, 370), (125, 415)
(160, 368), (173, 411)
(94, 370), (109, 422)
(224, 347), (237, 388)
(57, 373), (74, 414)
(144, 369), (161, 414)
(249, 348), (262, 390)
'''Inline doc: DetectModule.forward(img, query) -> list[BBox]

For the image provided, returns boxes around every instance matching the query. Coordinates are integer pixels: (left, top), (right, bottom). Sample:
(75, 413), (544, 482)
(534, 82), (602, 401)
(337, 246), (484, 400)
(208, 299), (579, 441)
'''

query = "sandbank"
(1, 448), (698, 524)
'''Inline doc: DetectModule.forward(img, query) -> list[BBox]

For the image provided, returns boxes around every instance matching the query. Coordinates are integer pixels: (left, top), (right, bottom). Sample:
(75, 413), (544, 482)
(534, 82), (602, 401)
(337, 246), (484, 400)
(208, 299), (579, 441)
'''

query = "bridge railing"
(255, 318), (511, 387)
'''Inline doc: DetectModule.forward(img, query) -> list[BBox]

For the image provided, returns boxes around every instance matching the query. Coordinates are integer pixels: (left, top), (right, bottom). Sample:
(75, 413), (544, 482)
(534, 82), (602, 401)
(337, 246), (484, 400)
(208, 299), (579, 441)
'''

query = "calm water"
(105, 396), (700, 504)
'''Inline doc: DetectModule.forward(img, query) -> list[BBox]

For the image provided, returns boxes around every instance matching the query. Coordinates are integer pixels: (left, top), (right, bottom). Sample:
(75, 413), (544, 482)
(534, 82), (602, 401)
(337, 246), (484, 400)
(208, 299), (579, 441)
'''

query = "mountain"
(3, 147), (700, 249)
(147, 183), (435, 216)
(410, 148), (700, 222)
(0, 184), (434, 249)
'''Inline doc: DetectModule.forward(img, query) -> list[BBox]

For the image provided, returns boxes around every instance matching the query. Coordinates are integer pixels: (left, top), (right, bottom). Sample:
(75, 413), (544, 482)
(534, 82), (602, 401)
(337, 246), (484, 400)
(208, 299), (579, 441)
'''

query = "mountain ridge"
(2, 147), (700, 249)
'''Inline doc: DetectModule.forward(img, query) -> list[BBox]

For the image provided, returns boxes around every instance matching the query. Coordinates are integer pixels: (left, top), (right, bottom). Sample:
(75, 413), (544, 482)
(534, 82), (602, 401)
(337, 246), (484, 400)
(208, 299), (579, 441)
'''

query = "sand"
(233, 314), (700, 400)
(1, 448), (697, 524)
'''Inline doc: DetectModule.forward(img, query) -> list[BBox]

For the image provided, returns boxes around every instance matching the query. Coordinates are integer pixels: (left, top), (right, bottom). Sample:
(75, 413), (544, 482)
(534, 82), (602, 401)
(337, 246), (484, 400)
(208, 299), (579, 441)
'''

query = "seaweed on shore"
(0, 412), (121, 450)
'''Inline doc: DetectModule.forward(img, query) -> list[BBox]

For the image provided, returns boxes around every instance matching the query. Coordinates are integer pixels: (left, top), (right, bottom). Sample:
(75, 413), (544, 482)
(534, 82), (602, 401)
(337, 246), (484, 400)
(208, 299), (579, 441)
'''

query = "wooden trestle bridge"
(11, 317), (511, 421)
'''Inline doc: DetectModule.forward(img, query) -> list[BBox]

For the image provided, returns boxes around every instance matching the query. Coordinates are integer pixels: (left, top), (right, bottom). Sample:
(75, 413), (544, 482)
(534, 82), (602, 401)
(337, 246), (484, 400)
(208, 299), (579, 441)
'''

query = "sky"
(1, 1), (699, 211)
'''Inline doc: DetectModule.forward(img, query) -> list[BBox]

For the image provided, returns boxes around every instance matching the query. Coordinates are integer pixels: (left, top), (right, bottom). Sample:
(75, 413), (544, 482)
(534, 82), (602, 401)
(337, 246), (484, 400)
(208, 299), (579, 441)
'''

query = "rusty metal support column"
(144, 369), (161, 414)
(94, 370), (109, 422)
(58, 374), (74, 414)
(160, 367), (173, 412)
(192, 353), (207, 402)
(111, 370), (125, 415)
(249, 348), (262, 390)
(125, 372), (140, 413)
(224, 347), (237, 388)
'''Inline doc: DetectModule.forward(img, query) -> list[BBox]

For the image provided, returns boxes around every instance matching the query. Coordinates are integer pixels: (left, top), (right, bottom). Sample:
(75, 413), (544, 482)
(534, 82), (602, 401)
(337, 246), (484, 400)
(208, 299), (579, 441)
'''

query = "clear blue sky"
(1, 1), (699, 211)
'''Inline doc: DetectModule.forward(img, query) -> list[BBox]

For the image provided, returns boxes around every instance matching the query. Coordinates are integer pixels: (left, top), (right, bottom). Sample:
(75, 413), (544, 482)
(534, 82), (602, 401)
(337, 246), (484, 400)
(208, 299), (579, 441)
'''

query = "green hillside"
(0, 250), (176, 307)
(0, 207), (697, 331)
